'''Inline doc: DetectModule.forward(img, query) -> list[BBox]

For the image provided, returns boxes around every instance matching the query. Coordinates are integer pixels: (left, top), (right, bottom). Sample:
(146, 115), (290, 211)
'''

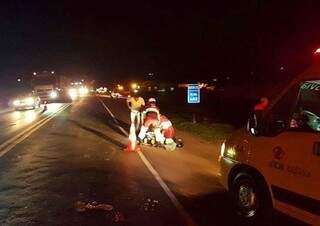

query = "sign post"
(187, 84), (200, 123)
(187, 84), (200, 104)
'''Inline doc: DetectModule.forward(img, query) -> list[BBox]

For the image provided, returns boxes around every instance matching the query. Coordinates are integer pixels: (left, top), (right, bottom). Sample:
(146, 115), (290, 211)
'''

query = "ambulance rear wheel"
(231, 172), (273, 226)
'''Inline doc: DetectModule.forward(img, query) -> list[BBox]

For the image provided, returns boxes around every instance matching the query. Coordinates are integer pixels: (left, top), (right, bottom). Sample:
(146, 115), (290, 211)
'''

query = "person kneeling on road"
(138, 98), (160, 141)
(154, 114), (175, 145)
(126, 92), (145, 132)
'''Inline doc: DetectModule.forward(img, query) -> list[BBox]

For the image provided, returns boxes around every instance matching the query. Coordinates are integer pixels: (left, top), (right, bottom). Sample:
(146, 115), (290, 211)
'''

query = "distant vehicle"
(96, 87), (108, 94)
(13, 93), (41, 110)
(31, 71), (71, 103)
(219, 62), (320, 225)
(111, 92), (121, 98)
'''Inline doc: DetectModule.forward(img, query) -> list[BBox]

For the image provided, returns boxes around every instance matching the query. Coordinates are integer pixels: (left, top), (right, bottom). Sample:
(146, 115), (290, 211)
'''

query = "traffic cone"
(124, 124), (140, 152)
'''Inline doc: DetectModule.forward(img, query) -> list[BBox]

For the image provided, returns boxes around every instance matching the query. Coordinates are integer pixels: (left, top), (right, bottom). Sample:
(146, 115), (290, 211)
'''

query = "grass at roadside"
(168, 113), (233, 142)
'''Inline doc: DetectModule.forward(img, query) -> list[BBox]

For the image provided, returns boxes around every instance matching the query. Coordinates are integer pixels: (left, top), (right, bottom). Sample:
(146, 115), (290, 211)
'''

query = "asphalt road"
(0, 96), (305, 226)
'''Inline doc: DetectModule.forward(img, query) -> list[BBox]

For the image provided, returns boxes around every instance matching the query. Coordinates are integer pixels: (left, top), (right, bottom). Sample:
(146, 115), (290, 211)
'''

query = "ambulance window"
(270, 85), (299, 124)
(290, 80), (320, 132)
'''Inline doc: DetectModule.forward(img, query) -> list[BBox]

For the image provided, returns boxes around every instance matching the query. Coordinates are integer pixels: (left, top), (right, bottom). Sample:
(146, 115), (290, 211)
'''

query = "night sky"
(0, 0), (320, 85)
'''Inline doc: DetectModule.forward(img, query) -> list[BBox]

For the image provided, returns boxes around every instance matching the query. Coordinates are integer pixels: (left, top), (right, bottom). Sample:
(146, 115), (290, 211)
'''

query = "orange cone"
(124, 124), (140, 152)
(125, 139), (133, 152)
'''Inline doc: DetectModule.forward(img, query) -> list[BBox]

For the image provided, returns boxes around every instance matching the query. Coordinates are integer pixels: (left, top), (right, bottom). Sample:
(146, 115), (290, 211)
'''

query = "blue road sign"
(187, 84), (200, 104)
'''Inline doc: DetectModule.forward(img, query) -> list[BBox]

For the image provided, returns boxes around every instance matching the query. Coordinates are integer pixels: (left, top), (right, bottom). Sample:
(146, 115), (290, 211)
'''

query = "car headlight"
(226, 147), (236, 159)
(50, 91), (58, 99)
(13, 100), (20, 106)
(220, 142), (226, 157)
(220, 142), (237, 159)
(25, 97), (35, 105)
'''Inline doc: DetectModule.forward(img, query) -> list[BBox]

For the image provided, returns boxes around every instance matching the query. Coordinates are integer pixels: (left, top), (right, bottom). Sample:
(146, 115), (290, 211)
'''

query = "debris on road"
(75, 201), (114, 212)
(142, 198), (160, 212)
(113, 211), (125, 222)
(75, 201), (125, 223)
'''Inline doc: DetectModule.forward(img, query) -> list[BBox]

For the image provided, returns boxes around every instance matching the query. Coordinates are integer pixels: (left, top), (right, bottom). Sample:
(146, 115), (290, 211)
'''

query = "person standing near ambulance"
(126, 92), (145, 132)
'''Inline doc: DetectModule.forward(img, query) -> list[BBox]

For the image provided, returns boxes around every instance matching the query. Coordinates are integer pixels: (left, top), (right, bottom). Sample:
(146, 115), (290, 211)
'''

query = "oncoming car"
(219, 62), (320, 225)
(13, 93), (41, 110)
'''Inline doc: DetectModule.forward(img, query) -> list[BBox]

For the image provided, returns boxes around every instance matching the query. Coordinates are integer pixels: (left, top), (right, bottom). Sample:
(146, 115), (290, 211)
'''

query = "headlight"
(25, 97), (35, 105)
(68, 88), (78, 100)
(13, 100), (20, 106)
(220, 142), (237, 159)
(79, 87), (89, 95)
(50, 91), (58, 99)
(220, 142), (226, 157)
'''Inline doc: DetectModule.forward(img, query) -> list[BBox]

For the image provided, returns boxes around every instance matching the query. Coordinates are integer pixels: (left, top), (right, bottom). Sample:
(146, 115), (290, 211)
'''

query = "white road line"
(98, 98), (129, 136)
(98, 97), (197, 226)
(0, 104), (70, 158)
(137, 151), (197, 226)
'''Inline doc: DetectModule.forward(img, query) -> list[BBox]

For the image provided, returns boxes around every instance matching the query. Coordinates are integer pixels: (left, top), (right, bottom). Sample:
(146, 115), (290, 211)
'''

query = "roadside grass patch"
(168, 113), (233, 142)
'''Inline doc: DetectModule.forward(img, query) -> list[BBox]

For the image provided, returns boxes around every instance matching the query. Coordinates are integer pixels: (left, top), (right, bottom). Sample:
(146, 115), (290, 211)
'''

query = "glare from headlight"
(13, 100), (20, 106)
(78, 87), (89, 95)
(50, 91), (58, 99)
(25, 111), (36, 123)
(25, 97), (35, 105)
(68, 88), (77, 100)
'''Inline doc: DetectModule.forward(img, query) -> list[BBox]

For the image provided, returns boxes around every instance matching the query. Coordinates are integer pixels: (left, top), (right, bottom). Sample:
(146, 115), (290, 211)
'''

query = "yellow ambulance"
(219, 62), (320, 225)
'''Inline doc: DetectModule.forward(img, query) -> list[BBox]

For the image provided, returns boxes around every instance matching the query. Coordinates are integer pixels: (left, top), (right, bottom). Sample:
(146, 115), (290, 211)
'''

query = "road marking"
(98, 98), (128, 136)
(0, 104), (70, 158)
(137, 151), (197, 226)
(98, 97), (197, 226)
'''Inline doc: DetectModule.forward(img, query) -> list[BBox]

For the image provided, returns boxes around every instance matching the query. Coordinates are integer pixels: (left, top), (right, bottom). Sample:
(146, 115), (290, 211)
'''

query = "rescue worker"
(138, 98), (160, 141)
(254, 97), (269, 111)
(251, 97), (269, 134)
(155, 114), (175, 144)
(126, 92), (145, 132)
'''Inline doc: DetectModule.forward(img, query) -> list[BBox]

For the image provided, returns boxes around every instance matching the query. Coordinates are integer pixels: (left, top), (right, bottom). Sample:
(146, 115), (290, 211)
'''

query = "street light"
(51, 71), (55, 74)
(33, 72), (37, 75)
(131, 83), (137, 89)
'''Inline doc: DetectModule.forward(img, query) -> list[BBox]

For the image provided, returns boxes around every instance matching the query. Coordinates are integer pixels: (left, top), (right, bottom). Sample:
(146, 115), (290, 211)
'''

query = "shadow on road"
(68, 119), (126, 149)
(113, 118), (130, 132)
(181, 191), (308, 226)
(80, 103), (129, 137)
(179, 191), (235, 226)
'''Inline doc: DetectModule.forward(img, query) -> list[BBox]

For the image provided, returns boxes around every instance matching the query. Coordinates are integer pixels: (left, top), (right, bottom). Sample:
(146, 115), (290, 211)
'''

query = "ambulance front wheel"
(231, 172), (273, 226)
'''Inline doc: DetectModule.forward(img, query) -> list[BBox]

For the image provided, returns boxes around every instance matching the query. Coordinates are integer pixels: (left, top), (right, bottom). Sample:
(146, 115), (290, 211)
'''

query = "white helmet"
(148, 97), (156, 103)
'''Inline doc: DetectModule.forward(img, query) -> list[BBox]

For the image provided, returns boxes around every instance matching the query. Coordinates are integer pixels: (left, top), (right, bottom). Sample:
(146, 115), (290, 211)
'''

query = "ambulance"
(219, 61), (320, 225)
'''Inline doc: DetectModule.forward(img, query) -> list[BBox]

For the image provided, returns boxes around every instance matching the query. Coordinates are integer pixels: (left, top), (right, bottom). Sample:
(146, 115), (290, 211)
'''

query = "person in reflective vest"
(138, 98), (160, 141)
(154, 114), (175, 144)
